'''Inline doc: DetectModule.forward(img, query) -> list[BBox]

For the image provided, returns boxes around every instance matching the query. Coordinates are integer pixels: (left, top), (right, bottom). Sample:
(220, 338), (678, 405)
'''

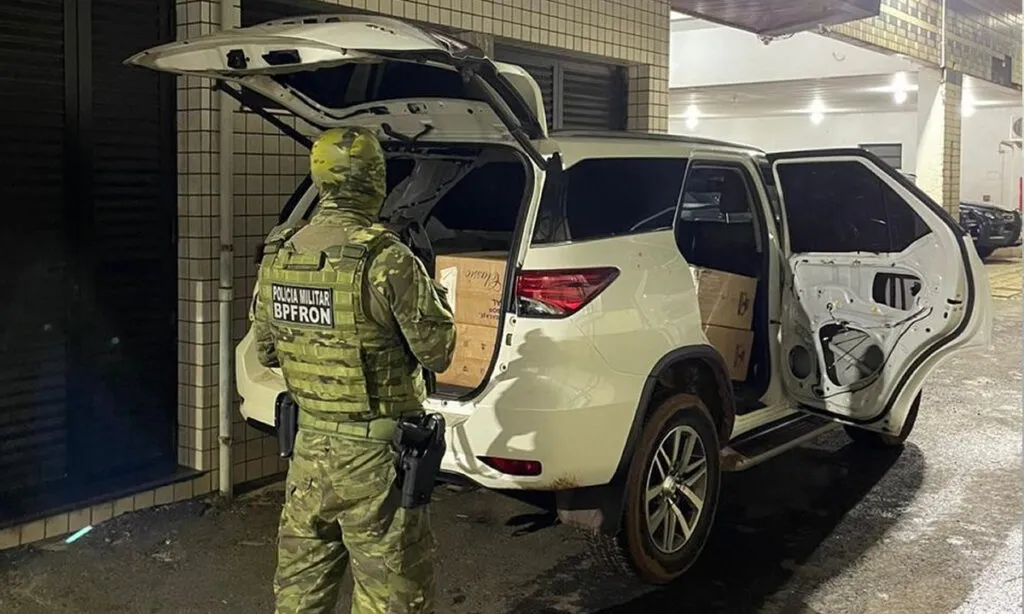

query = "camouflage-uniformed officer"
(250, 126), (457, 614)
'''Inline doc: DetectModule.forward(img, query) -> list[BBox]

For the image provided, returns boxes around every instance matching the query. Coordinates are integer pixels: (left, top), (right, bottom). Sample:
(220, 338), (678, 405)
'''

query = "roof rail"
(549, 129), (763, 152)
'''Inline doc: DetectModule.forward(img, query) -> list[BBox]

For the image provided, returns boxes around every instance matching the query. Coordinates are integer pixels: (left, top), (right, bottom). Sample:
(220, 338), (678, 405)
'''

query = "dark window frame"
(859, 142), (903, 171)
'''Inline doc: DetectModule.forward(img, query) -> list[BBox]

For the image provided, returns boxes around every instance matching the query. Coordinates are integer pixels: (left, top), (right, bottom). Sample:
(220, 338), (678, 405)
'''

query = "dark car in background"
(959, 201), (1022, 260)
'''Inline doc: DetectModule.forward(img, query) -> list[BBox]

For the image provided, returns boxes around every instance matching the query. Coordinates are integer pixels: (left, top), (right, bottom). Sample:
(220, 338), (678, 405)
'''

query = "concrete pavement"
(986, 249), (1022, 299)
(0, 298), (1020, 614)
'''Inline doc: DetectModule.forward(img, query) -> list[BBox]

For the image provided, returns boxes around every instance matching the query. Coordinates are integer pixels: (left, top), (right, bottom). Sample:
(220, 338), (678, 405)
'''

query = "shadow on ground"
(507, 431), (923, 613)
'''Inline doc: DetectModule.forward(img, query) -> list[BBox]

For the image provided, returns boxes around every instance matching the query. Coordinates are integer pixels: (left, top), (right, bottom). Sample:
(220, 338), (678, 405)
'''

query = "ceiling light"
(809, 99), (826, 124)
(889, 72), (910, 104)
(683, 104), (700, 130)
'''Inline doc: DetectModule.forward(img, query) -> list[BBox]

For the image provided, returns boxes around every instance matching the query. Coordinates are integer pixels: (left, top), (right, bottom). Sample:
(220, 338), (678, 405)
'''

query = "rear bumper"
(235, 330), (642, 491)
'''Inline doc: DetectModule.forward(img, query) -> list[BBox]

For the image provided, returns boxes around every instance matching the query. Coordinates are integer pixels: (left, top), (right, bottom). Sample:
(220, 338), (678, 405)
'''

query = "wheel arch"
(555, 345), (737, 535)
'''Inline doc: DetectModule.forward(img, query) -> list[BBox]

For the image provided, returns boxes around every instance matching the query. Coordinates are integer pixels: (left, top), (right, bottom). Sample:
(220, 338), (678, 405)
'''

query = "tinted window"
(679, 166), (754, 220)
(676, 165), (760, 277)
(533, 157), (687, 243)
(776, 160), (930, 254)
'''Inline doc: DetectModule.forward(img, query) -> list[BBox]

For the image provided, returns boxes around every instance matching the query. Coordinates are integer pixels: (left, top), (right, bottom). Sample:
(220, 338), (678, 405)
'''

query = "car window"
(532, 157), (687, 244)
(675, 164), (761, 276)
(679, 166), (755, 222)
(775, 160), (931, 254)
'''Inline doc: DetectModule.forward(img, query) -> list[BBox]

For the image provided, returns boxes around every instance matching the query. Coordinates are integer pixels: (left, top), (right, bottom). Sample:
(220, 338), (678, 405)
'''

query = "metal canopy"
(671, 0), (882, 37)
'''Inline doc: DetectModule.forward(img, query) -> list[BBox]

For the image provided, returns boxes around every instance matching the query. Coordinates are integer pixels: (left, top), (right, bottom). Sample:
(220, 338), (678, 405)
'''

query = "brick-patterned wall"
(827, 0), (1021, 88)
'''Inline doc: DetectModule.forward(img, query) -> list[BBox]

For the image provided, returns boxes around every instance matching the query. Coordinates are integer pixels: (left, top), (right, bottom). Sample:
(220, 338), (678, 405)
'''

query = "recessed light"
(683, 104), (700, 130)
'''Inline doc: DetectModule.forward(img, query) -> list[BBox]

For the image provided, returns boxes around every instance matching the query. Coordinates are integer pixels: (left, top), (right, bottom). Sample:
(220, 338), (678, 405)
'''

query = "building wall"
(2, 0), (672, 551)
(828, 0), (1021, 89)
(669, 105), (1020, 213)
(669, 111), (921, 169)
(961, 105), (1022, 208)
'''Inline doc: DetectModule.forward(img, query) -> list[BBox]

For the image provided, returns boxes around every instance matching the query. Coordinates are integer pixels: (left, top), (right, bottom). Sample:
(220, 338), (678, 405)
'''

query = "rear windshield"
(275, 62), (490, 110)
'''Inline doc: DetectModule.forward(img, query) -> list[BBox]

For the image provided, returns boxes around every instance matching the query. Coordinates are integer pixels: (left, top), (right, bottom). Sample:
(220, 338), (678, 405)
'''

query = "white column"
(914, 67), (963, 216)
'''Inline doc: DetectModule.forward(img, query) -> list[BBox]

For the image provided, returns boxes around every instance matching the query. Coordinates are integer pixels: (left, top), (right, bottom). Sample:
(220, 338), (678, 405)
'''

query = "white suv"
(130, 15), (993, 584)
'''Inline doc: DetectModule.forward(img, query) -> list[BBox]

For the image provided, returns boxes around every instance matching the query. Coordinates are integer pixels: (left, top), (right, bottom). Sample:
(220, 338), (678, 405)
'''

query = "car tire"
(593, 393), (722, 585)
(975, 246), (996, 261)
(843, 392), (921, 448)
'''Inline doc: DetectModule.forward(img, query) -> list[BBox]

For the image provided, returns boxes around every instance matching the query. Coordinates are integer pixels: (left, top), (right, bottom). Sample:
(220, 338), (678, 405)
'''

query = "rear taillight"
(478, 456), (543, 476)
(515, 267), (619, 318)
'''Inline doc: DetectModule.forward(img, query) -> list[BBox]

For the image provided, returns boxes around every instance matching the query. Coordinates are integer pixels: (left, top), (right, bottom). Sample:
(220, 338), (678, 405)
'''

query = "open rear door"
(768, 149), (992, 436)
(125, 14), (545, 160)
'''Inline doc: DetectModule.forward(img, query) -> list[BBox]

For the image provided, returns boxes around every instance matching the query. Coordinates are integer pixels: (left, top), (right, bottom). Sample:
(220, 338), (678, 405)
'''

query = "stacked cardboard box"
(434, 252), (507, 388)
(690, 267), (757, 381)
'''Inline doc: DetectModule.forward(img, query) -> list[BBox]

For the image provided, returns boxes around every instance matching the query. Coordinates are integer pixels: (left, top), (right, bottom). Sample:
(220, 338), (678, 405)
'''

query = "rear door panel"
(769, 149), (991, 435)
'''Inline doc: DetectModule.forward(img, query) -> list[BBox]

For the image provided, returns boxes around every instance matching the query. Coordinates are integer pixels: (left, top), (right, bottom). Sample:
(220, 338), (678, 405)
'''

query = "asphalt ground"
(0, 288), (1020, 614)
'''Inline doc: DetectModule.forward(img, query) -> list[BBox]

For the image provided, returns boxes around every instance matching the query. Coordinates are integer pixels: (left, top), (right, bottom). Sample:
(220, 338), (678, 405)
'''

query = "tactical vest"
(259, 224), (426, 422)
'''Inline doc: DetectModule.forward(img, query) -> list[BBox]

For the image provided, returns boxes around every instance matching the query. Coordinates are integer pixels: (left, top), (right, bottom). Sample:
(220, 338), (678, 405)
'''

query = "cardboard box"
(436, 252), (507, 327)
(691, 267), (757, 331)
(438, 323), (496, 388)
(703, 325), (754, 381)
(434, 253), (507, 388)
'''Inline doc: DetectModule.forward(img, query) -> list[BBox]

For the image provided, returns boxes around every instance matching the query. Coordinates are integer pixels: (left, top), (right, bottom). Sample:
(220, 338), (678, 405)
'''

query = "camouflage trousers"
(274, 429), (435, 614)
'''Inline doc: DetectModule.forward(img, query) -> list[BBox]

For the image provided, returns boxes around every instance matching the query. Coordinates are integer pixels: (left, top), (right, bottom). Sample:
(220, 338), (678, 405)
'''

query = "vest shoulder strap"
(262, 224), (303, 258)
(322, 225), (400, 266)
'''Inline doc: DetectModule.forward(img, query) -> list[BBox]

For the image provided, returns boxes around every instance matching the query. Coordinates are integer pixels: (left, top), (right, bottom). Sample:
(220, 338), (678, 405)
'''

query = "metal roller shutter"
(492, 47), (556, 131)
(494, 45), (627, 132)
(561, 62), (627, 130)
(0, 0), (72, 516)
(86, 0), (177, 483)
(0, 0), (176, 524)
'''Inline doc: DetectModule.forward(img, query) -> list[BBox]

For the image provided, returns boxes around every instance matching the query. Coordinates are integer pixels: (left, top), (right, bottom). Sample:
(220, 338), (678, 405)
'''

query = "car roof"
(960, 200), (1010, 210)
(543, 130), (764, 163)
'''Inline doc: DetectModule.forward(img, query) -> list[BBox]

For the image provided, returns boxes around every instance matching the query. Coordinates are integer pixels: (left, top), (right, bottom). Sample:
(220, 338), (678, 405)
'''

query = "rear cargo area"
(382, 146), (528, 396)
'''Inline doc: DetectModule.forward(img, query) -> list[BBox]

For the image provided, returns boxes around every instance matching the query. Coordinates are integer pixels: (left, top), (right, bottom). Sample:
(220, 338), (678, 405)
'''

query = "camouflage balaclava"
(310, 126), (387, 217)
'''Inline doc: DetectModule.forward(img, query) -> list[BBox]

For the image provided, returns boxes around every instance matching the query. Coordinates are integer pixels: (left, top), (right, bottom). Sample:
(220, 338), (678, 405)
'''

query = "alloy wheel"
(643, 424), (709, 555)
